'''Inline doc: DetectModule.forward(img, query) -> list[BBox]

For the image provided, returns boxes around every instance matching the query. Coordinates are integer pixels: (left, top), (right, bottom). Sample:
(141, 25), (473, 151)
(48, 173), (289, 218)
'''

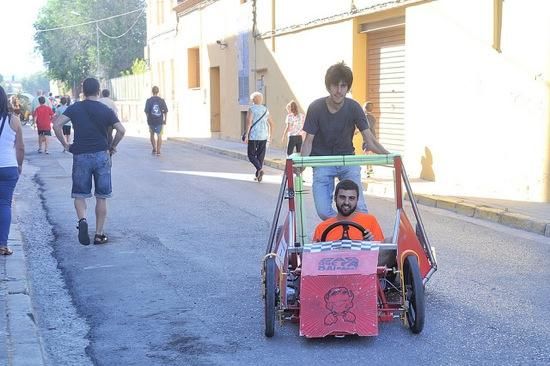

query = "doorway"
(209, 67), (221, 133)
(367, 26), (406, 154)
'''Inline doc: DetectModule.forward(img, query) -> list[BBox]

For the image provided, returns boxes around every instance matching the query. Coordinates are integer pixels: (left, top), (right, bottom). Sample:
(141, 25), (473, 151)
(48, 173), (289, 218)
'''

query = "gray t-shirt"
(303, 97), (369, 156)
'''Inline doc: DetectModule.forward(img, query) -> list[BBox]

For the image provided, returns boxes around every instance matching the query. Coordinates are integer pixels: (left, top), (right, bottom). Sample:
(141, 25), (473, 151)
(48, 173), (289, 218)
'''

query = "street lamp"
(70, 11), (100, 78)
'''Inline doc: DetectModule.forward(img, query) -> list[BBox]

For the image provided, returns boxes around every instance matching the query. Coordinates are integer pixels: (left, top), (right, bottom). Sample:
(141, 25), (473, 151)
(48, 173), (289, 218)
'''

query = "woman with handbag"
(0, 86), (25, 255)
(243, 91), (273, 182)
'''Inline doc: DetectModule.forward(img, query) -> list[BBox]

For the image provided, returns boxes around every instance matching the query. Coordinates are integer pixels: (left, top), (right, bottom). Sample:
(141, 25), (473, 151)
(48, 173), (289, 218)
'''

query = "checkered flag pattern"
(303, 240), (379, 253)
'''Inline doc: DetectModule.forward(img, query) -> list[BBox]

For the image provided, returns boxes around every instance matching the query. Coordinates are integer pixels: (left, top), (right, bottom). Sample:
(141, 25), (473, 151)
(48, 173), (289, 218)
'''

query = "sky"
(0, 0), (48, 80)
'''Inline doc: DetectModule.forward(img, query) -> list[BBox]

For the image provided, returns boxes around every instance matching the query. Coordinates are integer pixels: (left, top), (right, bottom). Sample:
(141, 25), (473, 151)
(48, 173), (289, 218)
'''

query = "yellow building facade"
(145, 0), (179, 135)
(149, 0), (550, 202)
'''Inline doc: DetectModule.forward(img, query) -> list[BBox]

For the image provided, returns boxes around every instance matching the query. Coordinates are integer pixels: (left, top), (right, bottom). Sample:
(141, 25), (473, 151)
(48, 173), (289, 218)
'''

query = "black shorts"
(38, 130), (51, 136)
(62, 125), (72, 135)
(287, 135), (303, 155)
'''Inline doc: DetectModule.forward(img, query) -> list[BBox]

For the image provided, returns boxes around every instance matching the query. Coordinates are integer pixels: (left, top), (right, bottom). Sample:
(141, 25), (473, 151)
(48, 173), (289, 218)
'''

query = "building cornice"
(174, 0), (220, 17)
(257, 0), (431, 39)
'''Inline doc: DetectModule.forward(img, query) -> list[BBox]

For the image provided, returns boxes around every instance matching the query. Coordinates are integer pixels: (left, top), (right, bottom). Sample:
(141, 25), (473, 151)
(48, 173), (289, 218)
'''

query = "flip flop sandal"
(0, 247), (13, 256)
(93, 234), (108, 245)
(77, 218), (90, 245)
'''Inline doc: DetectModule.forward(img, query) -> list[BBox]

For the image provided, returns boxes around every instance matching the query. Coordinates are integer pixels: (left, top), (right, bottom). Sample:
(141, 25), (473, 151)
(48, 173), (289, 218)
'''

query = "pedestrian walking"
(0, 86), (25, 256)
(9, 95), (21, 118)
(244, 91), (273, 182)
(55, 96), (71, 151)
(52, 78), (126, 245)
(301, 61), (389, 220)
(99, 89), (119, 118)
(99, 89), (118, 146)
(144, 86), (168, 156)
(31, 90), (52, 113)
(281, 100), (305, 156)
(363, 101), (377, 177)
(33, 96), (54, 154)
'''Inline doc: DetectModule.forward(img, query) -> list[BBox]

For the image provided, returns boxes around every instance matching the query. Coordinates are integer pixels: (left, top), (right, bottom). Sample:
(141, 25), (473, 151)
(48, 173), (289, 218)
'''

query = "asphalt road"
(15, 126), (550, 365)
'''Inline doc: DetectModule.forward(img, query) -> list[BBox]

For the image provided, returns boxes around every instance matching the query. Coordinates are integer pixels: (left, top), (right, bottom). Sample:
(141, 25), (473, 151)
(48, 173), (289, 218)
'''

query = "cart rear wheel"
(264, 256), (277, 337)
(403, 255), (425, 334)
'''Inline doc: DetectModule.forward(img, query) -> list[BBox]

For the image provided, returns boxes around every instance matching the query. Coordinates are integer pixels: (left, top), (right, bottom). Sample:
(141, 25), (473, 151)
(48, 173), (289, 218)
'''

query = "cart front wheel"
(264, 256), (277, 337)
(403, 255), (425, 334)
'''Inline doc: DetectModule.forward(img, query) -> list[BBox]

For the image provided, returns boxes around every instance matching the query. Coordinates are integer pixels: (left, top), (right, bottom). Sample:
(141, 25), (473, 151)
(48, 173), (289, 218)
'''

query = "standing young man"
(301, 61), (390, 220)
(52, 78), (126, 245)
(144, 86), (168, 156)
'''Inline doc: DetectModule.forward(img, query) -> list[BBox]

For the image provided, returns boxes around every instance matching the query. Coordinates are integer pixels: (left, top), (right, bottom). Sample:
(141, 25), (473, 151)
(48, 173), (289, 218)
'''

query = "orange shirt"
(313, 213), (384, 242)
(33, 105), (54, 131)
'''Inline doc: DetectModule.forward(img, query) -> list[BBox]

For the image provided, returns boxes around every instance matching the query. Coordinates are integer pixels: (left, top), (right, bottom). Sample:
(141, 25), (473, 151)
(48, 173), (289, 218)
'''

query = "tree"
(121, 58), (147, 76)
(34, 0), (145, 91)
(21, 72), (50, 94)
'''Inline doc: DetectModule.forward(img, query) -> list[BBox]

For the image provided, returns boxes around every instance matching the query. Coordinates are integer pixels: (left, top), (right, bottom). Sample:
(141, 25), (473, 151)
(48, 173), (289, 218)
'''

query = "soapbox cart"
(262, 154), (437, 338)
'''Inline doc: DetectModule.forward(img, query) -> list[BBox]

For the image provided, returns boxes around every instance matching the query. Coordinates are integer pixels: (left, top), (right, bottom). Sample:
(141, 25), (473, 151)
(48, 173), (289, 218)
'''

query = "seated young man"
(313, 179), (384, 242)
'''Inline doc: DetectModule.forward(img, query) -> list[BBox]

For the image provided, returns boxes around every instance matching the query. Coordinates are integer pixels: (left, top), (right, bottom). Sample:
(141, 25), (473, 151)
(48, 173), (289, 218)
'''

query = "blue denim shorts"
(71, 151), (112, 199)
(149, 124), (164, 134)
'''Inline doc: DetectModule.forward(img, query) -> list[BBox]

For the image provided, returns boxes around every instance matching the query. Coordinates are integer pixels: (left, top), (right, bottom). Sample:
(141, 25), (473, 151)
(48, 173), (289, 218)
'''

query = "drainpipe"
(252, 0), (257, 82)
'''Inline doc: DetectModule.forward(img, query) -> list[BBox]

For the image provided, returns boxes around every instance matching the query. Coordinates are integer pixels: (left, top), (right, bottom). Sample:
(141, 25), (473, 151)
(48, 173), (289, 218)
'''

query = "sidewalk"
(171, 137), (550, 237)
(1, 223), (46, 366)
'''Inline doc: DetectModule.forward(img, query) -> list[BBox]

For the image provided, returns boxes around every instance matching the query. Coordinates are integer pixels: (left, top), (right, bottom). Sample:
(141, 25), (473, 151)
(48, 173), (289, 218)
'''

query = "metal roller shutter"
(367, 26), (406, 154)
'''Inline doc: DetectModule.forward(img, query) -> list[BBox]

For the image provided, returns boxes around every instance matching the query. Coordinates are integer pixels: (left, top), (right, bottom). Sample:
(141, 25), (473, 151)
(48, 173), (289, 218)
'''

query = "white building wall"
(405, 0), (550, 201)
(174, 0), (252, 138)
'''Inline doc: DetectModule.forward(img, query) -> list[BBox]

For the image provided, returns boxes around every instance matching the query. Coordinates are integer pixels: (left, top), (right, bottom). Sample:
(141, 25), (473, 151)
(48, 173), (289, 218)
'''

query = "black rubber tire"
(264, 256), (277, 337)
(403, 255), (425, 334)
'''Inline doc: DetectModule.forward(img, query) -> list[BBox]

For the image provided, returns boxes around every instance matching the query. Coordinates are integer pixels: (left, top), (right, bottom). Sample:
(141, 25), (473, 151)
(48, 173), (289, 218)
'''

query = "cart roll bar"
(400, 160), (438, 275)
(294, 174), (307, 246)
(285, 153), (437, 281)
(266, 170), (288, 255)
(291, 153), (400, 167)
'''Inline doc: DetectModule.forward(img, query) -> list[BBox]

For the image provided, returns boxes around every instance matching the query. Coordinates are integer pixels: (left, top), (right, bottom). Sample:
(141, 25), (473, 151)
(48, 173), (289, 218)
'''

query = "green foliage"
(120, 58), (147, 76)
(21, 72), (50, 94)
(34, 0), (146, 87)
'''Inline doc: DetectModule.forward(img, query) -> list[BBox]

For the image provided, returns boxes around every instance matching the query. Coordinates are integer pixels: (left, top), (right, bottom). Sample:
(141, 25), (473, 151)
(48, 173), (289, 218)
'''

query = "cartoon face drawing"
(324, 287), (356, 325)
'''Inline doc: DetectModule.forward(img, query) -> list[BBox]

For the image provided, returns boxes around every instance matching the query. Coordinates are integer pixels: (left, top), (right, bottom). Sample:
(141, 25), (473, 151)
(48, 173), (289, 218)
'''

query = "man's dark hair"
(60, 96), (67, 105)
(334, 179), (359, 200)
(82, 78), (100, 97)
(38, 96), (46, 104)
(152, 86), (159, 95)
(325, 61), (353, 91)
(101, 89), (110, 98)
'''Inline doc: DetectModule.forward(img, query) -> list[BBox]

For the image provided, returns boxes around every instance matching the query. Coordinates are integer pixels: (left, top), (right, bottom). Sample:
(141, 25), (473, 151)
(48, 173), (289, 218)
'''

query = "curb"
(1, 223), (46, 366)
(170, 137), (287, 170)
(172, 137), (550, 237)
(410, 194), (550, 237)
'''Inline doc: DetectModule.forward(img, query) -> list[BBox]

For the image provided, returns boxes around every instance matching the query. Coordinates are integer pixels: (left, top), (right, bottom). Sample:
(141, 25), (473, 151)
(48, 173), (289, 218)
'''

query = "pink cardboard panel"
(300, 273), (378, 337)
(302, 250), (378, 276)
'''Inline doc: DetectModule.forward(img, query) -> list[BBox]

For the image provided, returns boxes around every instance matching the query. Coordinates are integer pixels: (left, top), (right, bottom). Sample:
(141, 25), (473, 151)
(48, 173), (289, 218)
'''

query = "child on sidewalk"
(33, 96), (54, 154)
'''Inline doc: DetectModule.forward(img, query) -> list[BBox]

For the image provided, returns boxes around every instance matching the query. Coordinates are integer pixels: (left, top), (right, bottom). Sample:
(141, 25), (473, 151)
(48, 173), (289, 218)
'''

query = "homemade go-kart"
(262, 154), (437, 338)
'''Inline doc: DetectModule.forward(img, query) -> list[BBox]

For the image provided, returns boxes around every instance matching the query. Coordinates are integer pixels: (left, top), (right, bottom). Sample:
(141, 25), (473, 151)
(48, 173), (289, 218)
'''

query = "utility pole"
(96, 22), (100, 78)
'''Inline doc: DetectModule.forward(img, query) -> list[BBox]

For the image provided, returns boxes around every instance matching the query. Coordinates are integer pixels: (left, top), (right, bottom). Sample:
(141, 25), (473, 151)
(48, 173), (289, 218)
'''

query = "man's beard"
(337, 203), (356, 217)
